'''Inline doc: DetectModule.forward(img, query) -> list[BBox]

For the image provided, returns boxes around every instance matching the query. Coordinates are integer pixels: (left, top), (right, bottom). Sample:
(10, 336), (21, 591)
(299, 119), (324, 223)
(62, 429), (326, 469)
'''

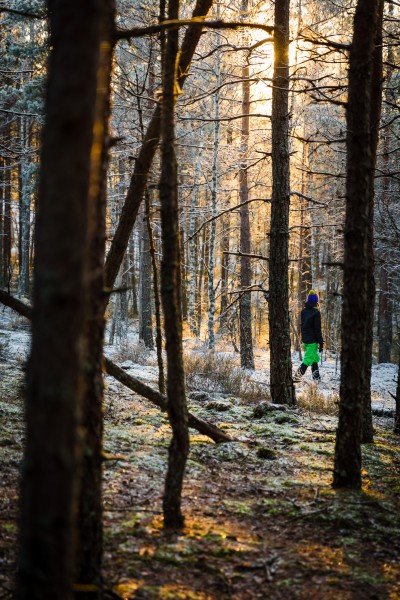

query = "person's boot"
(311, 362), (321, 381)
(293, 363), (307, 382)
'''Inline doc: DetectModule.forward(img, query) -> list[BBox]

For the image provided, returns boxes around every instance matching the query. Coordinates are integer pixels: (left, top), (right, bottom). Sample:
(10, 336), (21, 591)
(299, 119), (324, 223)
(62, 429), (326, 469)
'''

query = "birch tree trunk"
(268, 0), (295, 404)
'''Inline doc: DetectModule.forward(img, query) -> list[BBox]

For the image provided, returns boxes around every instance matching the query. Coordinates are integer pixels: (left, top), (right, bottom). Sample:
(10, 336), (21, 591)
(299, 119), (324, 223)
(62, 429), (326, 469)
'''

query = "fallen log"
(104, 358), (231, 443)
(0, 289), (231, 444)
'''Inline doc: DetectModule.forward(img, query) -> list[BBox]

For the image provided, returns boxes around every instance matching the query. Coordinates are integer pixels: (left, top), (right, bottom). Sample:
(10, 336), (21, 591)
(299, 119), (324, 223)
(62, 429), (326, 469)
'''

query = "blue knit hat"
(307, 289), (319, 303)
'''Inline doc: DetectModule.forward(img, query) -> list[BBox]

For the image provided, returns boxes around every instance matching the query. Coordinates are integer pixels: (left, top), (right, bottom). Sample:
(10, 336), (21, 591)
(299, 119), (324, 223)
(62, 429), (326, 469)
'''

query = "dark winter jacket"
(301, 301), (324, 346)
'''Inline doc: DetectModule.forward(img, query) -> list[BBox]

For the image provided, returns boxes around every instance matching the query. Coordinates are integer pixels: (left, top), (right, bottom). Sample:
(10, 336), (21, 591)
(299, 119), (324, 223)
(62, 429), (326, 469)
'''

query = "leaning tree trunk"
(15, 2), (104, 598)
(361, 0), (384, 444)
(160, 0), (189, 529)
(103, 0), (213, 295)
(268, 0), (295, 404)
(333, 0), (379, 489)
(75, 2), (115, 598)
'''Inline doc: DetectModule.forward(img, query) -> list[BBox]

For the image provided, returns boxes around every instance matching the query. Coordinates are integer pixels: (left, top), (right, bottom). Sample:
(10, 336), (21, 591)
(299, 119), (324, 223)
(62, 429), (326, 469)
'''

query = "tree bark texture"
(361, 0), (384, 444)
(103, 0), (213, 294)
(16, 2), (104, 598)
(333, 0), (378, 489)
(268, 0), (295, 405)
(75, 2), (115, 597)
(159, 0), (189, 529)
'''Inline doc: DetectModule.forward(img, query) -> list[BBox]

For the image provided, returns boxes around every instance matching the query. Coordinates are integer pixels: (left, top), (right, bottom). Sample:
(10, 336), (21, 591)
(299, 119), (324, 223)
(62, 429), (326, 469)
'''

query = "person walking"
(294, 289), (324, 382)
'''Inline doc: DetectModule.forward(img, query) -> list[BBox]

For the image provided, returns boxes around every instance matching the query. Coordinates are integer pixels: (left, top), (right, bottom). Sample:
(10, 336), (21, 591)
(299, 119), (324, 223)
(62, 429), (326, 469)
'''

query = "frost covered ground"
(1, 308), (400, 599)
(1, 306), (397, 411)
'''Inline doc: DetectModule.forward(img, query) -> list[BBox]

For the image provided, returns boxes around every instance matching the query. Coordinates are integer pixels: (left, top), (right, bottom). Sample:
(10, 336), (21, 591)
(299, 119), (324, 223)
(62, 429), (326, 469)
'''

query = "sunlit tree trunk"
(333, 0), (379, 489)
(160, 0), (189, 529)
(268, 0), (295, 404)
(239, 0), (254, 369)
(208, 39), (221, 350)
(16, 1), (104, 597)
(219, 213), (230, 331)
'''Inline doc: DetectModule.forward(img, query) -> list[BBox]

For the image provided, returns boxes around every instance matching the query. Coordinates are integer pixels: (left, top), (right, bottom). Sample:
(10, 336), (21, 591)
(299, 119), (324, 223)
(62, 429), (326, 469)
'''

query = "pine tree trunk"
(361, 0), (384, 444)
(333, 0), (379, 489)
(268, 0), (295, 404)
(16, 1), (104, 597)
(160, 0), (189, 529)
(75, 2), (115, 597)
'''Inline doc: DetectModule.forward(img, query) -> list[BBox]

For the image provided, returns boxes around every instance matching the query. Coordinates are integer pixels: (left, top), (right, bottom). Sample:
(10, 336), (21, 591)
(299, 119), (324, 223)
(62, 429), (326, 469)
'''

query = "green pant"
(303, 343), (320, 367)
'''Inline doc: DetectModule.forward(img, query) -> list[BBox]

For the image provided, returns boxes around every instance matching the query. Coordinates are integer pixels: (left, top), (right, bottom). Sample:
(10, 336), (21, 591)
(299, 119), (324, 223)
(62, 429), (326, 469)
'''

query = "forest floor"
(1, 312), (400, 599)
